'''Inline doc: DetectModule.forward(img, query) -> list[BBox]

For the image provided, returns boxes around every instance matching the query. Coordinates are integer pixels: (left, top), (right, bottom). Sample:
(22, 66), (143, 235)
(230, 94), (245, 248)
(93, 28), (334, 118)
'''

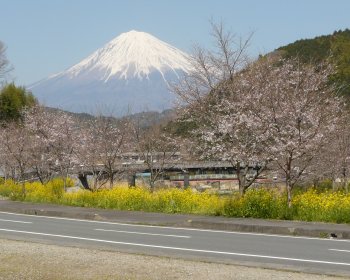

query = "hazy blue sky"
(1, 0), (349, 85)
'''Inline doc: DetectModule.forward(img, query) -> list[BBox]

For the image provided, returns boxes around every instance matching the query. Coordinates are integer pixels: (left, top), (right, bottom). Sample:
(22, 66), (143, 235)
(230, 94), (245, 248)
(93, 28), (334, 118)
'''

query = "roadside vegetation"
(1, 179), (350, 224)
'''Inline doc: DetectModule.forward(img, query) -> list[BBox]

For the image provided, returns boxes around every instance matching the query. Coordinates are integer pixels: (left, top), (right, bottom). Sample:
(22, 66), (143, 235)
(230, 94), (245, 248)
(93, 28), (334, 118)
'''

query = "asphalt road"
(0, 211), (350, 276)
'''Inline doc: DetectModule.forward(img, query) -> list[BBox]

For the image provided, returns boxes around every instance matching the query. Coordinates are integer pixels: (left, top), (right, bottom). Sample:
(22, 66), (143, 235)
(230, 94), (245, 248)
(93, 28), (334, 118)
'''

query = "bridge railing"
(170, 174), (238, 181)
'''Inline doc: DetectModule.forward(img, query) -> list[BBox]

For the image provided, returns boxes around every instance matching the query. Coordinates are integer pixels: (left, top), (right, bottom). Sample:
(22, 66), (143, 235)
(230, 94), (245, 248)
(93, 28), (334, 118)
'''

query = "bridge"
(75, 160), (265, 190)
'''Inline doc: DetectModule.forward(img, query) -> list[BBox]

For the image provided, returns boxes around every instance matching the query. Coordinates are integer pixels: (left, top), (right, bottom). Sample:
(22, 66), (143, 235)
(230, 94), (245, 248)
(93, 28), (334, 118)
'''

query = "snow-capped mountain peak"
(30, 30), (191, 116)
(62, 30), (191, 81)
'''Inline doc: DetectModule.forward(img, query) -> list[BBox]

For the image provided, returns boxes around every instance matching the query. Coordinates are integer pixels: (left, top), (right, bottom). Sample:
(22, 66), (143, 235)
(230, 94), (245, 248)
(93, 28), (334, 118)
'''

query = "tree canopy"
(0, 83), (37, 123)
(277, 29), (350, 96)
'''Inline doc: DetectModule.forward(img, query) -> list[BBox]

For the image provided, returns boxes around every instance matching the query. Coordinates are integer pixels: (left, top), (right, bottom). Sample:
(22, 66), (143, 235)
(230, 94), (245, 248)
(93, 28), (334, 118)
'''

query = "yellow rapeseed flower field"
(0, 179), (349, 223)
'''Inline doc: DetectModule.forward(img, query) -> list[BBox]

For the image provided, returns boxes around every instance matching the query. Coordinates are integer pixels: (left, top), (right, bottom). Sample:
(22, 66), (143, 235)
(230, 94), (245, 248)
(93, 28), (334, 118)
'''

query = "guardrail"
(170, 174), (238, 180)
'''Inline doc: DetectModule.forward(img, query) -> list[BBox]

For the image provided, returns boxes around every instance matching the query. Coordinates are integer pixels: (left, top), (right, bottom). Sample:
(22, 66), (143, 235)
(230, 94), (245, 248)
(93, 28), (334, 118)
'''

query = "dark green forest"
(277, 29), (350, 96)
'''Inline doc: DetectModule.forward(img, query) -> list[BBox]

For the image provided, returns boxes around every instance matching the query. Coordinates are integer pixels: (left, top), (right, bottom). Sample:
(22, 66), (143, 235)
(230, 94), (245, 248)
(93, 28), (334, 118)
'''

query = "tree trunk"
(341, 167), (349, 193)
(34, 166), (45, 184)
(149, 174), (155, 193)
(21, 179), (26, 199)
(21, 180), (26, 198)
(286, 171), (293, 208)
(287, 182), (292, 208)
(236, 161), (268, 196)
(285, 156), (293, 208)
(109, 172), (114, 188)
(238, 176), (246, 196)
(19, 168), (26, 198)
(345, 179), (349, 194)
(332, 176), (337, 192)
(236, 162), (246, 196)
(92, 169), (104, 190)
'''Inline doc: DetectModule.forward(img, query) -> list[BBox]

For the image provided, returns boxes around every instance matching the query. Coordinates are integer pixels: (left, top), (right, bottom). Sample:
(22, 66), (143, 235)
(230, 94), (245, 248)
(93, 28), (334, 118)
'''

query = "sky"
(1, 0), (349, 86)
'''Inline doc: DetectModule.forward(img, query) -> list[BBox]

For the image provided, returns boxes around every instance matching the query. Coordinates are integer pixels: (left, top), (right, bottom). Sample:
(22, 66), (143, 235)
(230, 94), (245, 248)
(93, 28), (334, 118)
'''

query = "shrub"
(315, 179), (333, 192)
(222, 189), (291, 219)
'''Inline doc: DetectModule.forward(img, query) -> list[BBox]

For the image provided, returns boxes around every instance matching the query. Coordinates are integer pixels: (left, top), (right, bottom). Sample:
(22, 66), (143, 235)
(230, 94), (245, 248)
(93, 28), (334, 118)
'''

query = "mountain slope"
(30, 31), (191, 115)
(277, 29), (350, 96)
(46, 106), (175, 129)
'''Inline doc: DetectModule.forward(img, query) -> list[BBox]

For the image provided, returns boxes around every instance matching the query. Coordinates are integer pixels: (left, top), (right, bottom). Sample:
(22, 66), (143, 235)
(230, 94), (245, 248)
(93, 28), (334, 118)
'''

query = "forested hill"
(45, 106), (175, 129)
(276, 29), (350, 96)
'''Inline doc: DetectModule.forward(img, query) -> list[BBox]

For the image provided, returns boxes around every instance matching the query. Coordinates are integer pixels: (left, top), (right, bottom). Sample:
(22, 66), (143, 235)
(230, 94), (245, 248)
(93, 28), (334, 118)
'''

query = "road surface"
(0, 211), (349, 276)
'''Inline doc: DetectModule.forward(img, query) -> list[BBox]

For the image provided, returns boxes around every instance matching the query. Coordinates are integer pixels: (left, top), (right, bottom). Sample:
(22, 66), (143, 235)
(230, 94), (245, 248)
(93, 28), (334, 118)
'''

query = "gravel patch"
(0, 238), (344, 280)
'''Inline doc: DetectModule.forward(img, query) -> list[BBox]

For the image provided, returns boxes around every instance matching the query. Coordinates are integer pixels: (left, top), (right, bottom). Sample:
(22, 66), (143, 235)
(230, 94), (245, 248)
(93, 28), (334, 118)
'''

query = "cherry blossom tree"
(22, 107), (53, 183)
(258, 58), (344, 206)
(74, 122), (105, 191)
(173, 22), (344, 202)
(313, 114), (350, 192)
(134, 124), (180, 191)
(191, 57), (343, 202)
(79, 115), (131, 188)
(331, 119), (350, 192)
(0, 122), (34, 196)
(24, 106), (78, 190)
(173, 23), (269, 195)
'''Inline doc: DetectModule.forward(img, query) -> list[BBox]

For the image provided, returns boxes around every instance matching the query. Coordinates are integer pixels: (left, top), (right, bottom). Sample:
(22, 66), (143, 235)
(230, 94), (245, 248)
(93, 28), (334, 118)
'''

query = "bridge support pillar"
(183, 171), (189, 189)
(128, 174), (136, 187)
(78, 174), (90, 190)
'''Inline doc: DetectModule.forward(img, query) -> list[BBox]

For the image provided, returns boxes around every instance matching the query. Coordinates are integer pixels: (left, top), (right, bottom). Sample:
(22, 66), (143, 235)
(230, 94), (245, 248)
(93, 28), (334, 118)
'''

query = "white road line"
(329, 249), (350, 253)
(0, 211), (349, 243)
(95, 229), (191, 238)
(0, 218), (32, 224)
(0, 228), (349, 267)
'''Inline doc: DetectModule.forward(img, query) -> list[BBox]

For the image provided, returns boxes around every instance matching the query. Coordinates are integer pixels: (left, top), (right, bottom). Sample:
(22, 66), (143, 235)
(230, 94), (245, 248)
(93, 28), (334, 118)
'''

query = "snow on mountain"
(30, 30), (191, 115)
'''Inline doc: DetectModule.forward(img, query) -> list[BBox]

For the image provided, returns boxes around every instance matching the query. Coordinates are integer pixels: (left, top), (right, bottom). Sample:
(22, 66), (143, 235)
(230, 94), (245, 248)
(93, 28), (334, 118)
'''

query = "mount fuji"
(29, 30), (191, 115)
